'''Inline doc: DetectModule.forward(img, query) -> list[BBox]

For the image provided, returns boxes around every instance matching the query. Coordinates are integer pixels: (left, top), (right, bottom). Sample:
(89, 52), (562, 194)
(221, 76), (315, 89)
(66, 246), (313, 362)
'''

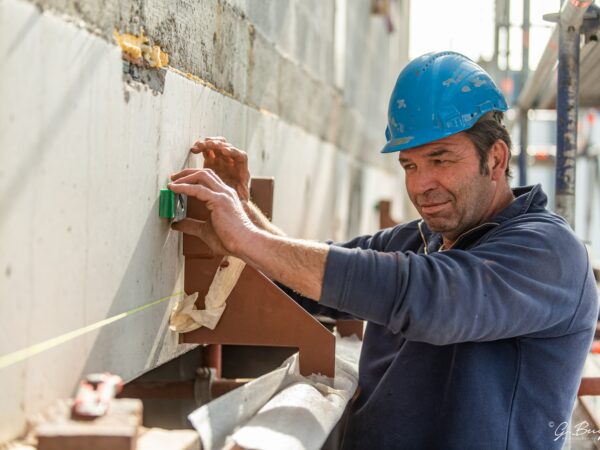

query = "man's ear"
(488, 139), (510, 181)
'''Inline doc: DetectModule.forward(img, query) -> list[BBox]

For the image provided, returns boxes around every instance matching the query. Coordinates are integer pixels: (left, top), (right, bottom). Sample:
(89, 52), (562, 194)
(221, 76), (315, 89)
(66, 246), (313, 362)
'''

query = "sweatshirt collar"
(493, 184), (547, 221)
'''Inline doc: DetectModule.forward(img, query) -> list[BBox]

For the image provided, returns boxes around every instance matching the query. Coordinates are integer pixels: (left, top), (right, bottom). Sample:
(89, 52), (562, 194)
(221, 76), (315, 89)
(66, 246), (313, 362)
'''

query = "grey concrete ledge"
(27, 0), (392, 172)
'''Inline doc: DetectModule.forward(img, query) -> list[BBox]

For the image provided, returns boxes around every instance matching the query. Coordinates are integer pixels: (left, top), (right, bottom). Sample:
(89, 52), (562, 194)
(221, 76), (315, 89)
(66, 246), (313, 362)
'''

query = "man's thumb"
(171, 218), (206, 238)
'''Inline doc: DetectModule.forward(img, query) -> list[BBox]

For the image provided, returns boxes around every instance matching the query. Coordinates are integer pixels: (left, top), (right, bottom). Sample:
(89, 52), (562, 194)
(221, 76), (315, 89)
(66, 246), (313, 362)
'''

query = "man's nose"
(409, 168), (439, 195)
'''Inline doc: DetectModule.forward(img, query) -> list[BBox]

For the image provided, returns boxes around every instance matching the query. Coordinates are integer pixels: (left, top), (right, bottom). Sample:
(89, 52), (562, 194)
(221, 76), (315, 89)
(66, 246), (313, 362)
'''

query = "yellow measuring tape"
(0, 291), (184, 371)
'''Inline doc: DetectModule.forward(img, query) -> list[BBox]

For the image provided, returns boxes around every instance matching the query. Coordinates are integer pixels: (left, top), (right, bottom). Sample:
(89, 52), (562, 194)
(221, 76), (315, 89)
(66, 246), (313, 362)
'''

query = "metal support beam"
(504, 0), (511, 74)
(518, 116), (529, 185)
(555, 15), (582, 227)
(516, 0), (592, 111)
(519, 0), (530, 186)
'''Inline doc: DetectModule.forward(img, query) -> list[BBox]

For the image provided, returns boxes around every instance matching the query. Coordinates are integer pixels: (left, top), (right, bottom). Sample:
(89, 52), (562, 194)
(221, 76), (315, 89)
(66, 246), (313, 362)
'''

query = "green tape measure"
(159, 189), (187, 221)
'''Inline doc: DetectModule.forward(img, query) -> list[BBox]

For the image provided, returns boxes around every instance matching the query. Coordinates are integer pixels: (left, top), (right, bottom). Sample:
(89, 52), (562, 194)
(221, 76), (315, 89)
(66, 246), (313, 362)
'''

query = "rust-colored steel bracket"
(579, 376), (600, 396)
(336, 320), (364, 340)
(377, 199), (400, 229)
(180, 178), (335, 378)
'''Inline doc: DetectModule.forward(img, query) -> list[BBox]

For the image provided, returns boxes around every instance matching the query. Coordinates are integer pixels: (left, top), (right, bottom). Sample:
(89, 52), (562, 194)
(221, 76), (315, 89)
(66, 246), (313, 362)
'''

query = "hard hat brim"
(380, 128), (461, 154)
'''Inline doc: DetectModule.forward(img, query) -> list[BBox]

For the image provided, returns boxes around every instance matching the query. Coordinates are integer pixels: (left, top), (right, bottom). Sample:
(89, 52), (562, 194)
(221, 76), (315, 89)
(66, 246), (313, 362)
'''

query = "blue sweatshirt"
(283, 185), (598, 449)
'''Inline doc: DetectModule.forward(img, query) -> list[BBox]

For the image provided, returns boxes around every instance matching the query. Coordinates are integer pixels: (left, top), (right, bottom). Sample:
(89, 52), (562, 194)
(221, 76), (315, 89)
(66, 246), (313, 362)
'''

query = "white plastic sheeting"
(189, 336), (362, 450)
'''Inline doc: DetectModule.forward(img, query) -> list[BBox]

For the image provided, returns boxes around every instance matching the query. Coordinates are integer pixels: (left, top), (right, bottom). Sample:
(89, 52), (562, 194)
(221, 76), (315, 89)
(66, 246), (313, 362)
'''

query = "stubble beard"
(415, 177), (490, 243)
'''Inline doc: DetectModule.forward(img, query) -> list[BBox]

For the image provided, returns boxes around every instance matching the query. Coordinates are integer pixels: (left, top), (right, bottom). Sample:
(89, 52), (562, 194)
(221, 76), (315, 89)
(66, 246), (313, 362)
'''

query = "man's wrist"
(242, 201), (263, 226)
(235, 225), (269, 263)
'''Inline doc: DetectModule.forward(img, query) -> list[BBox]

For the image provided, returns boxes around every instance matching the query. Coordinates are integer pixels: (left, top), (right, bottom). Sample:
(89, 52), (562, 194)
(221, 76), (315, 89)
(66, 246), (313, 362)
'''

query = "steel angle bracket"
(179, 177), (335, 378)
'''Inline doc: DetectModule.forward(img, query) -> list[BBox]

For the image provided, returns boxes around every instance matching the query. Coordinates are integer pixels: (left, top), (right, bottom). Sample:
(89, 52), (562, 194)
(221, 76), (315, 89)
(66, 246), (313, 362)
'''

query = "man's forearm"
(237, 229), (328, 301)
(243, 201), (286, 236)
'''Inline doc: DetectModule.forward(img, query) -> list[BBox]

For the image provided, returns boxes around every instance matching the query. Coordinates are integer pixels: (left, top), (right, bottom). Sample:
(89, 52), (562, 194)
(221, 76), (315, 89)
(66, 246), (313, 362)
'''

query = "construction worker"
(169, 52), (599, 449)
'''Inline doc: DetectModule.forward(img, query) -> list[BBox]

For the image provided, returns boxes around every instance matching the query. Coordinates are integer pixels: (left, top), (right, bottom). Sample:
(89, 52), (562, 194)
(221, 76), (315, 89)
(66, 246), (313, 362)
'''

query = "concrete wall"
(0, 0), (409, 441)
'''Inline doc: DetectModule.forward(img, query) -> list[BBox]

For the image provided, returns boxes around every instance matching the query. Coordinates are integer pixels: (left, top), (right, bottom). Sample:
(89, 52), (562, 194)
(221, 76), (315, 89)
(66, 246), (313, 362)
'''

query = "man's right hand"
(188, 137), (251, 202)
(169, 168), (257, 257)
(168, 168), (328, 301)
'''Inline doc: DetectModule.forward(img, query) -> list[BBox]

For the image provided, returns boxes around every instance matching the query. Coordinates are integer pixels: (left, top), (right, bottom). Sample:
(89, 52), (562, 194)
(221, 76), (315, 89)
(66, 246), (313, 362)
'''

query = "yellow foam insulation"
(113, 29), (169, 68)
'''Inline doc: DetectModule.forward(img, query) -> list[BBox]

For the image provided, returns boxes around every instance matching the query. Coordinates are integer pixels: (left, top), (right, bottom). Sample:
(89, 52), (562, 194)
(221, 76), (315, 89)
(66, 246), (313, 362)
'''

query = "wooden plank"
(137, 428), (200, 450)
(36, 399), (142, 450)
(578, 353), (600, 437)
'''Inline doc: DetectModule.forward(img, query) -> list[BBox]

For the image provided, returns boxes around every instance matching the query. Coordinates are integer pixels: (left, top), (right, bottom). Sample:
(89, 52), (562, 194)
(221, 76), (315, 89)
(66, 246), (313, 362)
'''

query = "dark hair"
(463, 111), (512, 178)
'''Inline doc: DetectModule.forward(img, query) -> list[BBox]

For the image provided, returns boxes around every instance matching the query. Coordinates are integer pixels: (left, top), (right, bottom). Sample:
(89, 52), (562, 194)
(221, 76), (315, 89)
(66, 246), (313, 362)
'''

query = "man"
(169, 52), (598, 449)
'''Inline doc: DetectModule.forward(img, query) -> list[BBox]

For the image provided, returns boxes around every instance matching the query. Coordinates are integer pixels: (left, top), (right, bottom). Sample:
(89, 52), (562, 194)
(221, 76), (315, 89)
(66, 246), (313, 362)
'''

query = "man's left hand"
(190, 137), (251, 202)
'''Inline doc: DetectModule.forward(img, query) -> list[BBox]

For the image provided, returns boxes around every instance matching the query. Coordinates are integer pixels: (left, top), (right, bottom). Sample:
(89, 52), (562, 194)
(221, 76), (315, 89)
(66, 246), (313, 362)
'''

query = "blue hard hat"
(381, 51), (508, 153)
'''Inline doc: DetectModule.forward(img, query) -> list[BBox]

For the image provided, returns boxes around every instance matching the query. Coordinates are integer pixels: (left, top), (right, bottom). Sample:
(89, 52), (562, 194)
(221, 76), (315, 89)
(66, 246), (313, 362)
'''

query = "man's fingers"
(190, 137), (227, 154)
(169, 169), (229, 194)
(170, 168), (201, 181)
(203, 136), (227, 143)
(192, 141), (230, 158)
(171, 218), (229, 255)
(192, 136), (226, 146)
(170, 166), (227, 184)
(171, 218), (206, 238)
(191, 139), (248, 164)
(168, 181), (215, 200)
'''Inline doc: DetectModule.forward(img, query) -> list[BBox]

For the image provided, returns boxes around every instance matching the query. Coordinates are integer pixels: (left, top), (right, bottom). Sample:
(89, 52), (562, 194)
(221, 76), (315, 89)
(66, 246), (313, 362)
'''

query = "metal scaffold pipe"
(555, 0), (592, 227)
(518, 0), (530, 186)
(516, 0), (591, 112)
(516, 27), (558, 111)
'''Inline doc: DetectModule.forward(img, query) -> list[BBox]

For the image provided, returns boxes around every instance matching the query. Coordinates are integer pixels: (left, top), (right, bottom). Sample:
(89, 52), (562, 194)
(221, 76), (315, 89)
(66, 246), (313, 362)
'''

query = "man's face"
(398, 132), (496, 244)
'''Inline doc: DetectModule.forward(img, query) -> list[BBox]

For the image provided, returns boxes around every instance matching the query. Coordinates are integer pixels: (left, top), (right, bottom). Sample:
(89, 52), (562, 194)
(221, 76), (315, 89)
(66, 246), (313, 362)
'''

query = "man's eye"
(401, 163), (416, 170)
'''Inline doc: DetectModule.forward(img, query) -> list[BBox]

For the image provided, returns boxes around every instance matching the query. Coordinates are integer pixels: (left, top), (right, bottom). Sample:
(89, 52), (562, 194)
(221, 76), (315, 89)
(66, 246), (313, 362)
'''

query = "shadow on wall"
(0, 34), (105, 229)
(287, 140), (338, 239)
(5, 6), (39, 58)
(76, 195), (183, 385)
